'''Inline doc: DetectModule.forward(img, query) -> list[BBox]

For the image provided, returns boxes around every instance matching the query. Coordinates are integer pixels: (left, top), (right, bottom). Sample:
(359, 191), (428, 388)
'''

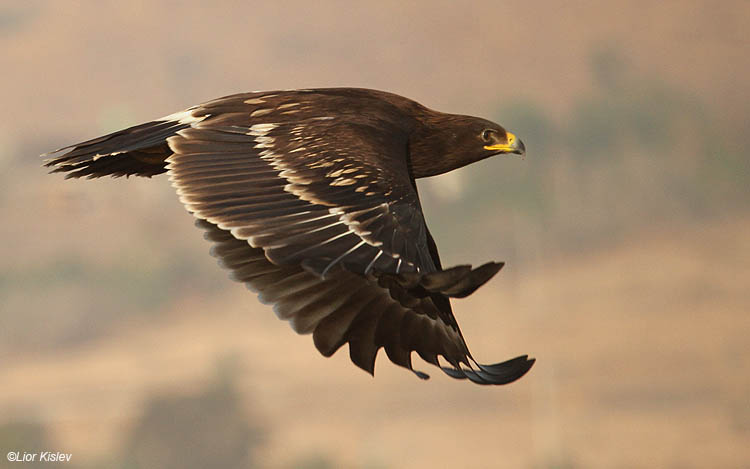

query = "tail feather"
(43, 114), (198, 178)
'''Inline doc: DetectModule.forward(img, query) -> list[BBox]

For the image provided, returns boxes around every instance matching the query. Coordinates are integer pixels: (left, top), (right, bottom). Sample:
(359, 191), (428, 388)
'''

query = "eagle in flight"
(44, 88), (534, 385)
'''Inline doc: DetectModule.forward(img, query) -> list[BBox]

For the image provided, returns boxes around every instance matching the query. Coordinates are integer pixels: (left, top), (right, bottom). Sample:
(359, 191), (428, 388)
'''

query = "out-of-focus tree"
(119, 360), (264, 469)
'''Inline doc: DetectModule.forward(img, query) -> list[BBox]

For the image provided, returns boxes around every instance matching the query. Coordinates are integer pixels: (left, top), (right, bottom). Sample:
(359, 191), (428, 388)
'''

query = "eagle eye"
(481, 129), (494, 142)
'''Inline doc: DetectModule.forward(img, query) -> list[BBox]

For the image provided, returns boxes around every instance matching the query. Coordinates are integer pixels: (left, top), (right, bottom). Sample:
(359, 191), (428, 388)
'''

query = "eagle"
(44, 88), (533, 385)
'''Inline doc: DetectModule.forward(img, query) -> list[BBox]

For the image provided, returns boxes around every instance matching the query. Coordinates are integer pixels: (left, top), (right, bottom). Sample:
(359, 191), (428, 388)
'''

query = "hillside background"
(1, 1), (749, 468)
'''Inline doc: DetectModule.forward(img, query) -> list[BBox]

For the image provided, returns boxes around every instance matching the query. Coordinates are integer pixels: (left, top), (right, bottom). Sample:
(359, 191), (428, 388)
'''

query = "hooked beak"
(484, 131), (525, 155)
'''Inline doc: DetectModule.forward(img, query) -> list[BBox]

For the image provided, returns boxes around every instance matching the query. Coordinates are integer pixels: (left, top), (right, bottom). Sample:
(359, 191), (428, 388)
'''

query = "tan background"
(1, 1), (748, 468)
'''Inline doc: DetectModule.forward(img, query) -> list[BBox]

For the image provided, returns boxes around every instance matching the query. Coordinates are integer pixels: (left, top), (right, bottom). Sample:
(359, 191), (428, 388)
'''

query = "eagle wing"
(198, 217), (532, 384)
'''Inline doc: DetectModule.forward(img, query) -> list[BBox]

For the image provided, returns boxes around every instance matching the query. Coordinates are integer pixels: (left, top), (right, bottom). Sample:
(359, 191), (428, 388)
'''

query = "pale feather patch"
(308, 161), (334, 169)
(328, 205), (386, 248)
(89, 109), (207, 161)
(254, 135), (275, 149)
(330, 177), (357, 186)
(327, 168), (345, 178)
(158, 108), (208, 125)
(248, 123), (278, 136)
(251, 108), (273, 117)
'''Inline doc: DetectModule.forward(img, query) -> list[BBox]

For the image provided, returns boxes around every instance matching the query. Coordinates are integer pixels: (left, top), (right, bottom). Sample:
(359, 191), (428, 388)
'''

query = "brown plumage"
(44, 88), (533, 385)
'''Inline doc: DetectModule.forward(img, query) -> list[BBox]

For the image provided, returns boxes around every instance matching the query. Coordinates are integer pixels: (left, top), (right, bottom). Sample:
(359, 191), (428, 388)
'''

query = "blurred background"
(1, 1), (748, 467)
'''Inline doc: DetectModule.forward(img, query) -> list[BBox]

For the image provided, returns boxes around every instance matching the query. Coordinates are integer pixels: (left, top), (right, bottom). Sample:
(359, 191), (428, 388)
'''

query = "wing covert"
(166, 93), (435, 278)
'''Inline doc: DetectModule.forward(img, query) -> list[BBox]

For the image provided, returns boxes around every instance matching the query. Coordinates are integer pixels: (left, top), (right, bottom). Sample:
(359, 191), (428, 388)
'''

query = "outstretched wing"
(199, 218), (533, 384)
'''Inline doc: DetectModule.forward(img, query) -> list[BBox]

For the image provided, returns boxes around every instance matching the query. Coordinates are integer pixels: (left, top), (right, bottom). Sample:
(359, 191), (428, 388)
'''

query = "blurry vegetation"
(289, 453), (338, 469)
(533, 459), (577, 469)
(0, 4), (38, 35)
(423, 46), (750, 258)
(2, 257), (177, 313)
(120, 360), (263, 469)
(0, 253), (226, 352)
(0, 360), (347, 469)
(0, 422), (64, 469)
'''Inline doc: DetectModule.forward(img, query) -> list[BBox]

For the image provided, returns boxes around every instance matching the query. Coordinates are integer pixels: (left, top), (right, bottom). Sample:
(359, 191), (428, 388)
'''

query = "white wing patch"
(88, 108), (208, 162)
(248, 123), (279, 136)
(158, 108), (208, 125)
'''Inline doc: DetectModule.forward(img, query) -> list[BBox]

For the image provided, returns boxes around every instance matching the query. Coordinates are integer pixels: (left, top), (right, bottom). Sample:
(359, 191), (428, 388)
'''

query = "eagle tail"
(42, 115), (193, 179)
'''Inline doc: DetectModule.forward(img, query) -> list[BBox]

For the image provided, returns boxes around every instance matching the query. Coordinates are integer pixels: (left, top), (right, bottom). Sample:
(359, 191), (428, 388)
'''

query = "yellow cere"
(483, 131), (517, 152)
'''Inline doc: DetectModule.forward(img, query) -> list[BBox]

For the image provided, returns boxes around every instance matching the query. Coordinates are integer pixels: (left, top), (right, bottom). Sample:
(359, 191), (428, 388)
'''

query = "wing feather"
(196, 219), (533, 384)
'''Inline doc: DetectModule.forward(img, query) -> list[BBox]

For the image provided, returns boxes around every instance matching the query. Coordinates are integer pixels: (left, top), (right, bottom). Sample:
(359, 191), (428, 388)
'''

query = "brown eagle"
(44, 88), (533, 385)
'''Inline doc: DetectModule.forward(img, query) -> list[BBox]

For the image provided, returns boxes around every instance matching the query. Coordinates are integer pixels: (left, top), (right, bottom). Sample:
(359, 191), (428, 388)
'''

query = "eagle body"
(45, 88), (533, 385)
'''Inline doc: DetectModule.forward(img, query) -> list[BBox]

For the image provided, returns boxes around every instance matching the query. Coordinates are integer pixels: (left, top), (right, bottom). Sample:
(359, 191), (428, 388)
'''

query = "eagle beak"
(484, 131), (525, 155)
